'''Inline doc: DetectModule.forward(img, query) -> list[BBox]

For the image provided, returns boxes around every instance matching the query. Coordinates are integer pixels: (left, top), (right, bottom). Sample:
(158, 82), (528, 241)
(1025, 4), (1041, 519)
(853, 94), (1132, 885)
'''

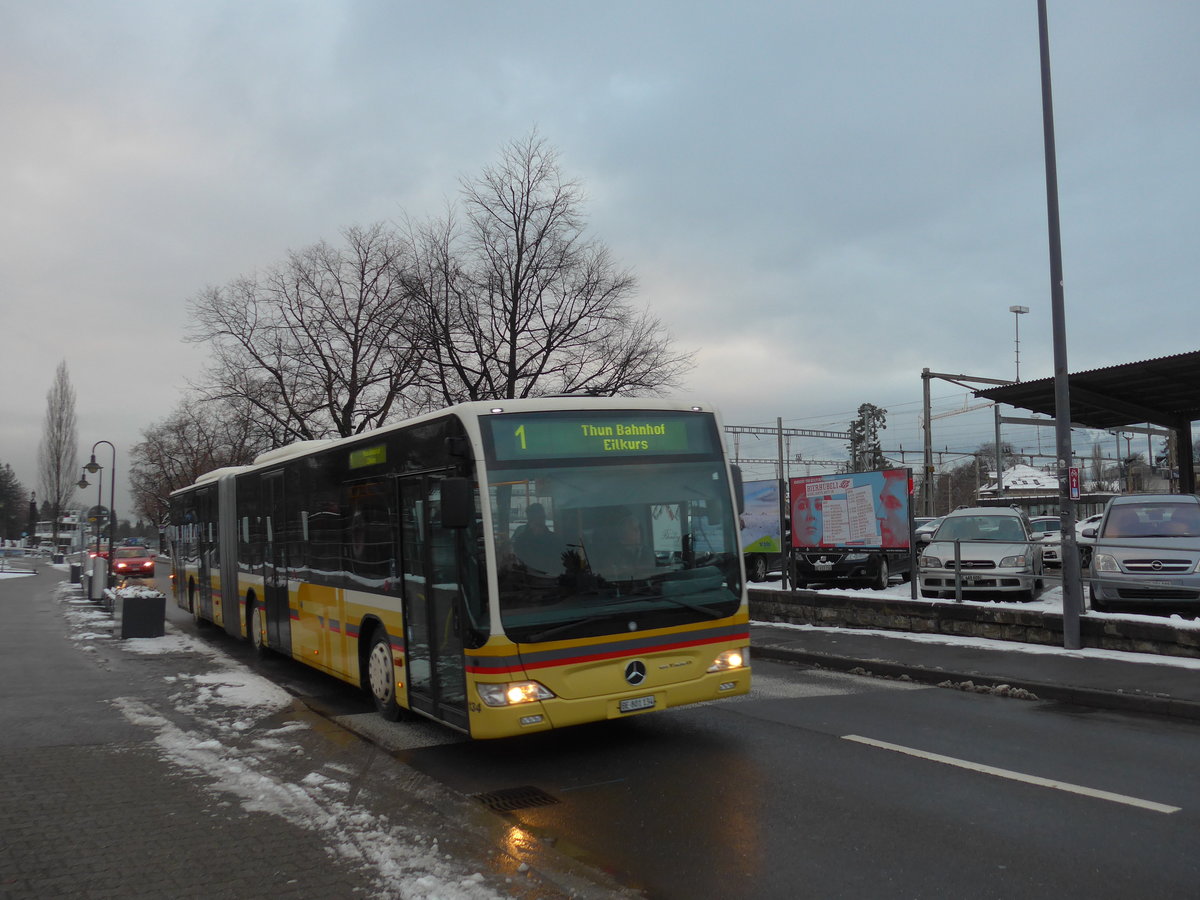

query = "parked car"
(110, 545), (157, 580)
(918, 506), (1044, 601)
(1075, 513), (1103, 567)
(1029, 515), (1062, 568)
(914, 516), (943, 541)
(1087, 494), (1200, 614)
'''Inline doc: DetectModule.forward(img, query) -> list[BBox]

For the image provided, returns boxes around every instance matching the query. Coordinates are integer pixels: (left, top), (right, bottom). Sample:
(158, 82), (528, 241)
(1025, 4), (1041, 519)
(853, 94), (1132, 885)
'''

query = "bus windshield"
(488, 459), (742, 643)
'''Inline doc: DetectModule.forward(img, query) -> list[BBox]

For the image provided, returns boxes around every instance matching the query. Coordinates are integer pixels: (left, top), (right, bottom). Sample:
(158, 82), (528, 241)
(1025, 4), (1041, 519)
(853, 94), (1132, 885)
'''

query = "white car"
(1076, 513), (1103, 566)
(1029, 516), (1062, 568)
(919, 507), (1044, 601)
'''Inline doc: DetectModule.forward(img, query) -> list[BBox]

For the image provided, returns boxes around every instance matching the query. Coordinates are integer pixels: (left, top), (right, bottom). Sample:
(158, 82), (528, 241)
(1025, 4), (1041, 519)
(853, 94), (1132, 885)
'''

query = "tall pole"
(994, 404), (1005, 499)
(777, 418), (789, 590)
(1009, 305), (1030, 381)
(922, 369), (934, 515)
(1039, 0), (1081, 649)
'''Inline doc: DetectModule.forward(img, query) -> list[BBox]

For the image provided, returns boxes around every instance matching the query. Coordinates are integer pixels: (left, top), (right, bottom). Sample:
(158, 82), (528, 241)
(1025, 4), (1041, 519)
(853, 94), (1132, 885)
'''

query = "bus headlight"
(477, 681), (555, 707)
(708, 647), (748, 673)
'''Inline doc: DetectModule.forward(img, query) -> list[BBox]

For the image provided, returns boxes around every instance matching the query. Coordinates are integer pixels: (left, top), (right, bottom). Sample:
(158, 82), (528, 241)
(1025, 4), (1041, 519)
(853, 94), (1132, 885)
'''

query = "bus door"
(263, 471), (292, 655)
(397, 475), (468, 730)
(192, 487), (215, 620)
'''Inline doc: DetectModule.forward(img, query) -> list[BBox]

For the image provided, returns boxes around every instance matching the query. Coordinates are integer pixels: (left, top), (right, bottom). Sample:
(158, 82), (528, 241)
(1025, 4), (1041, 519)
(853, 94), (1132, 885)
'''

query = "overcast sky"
(3, 1), (1197, 520)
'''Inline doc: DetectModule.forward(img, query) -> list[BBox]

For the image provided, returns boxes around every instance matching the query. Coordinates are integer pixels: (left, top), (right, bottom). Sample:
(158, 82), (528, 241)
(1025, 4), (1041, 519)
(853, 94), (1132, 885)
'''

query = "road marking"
(842, 734), (1181, 814)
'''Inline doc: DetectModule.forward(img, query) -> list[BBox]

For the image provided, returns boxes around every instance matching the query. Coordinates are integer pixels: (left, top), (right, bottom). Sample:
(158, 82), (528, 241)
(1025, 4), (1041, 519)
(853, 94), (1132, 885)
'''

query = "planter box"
(111, 590), (166, 639)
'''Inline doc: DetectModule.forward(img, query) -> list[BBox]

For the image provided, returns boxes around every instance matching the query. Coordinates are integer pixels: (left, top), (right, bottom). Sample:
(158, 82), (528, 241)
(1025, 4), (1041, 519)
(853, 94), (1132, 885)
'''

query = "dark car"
(111, 545), (157, 580)
(1087, 494), (1200, 613)
(792, 547), (911, 591)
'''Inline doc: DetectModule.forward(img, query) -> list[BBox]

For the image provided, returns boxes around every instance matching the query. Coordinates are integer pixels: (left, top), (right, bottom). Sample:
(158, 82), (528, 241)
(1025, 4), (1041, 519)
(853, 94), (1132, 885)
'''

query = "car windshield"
(1102, 503), (1200, 538)
(935, 515), (1027, 542)
(489, 459), (741, 643)
(115, 547), (148, 559)
(1030, 520), (1061, 535)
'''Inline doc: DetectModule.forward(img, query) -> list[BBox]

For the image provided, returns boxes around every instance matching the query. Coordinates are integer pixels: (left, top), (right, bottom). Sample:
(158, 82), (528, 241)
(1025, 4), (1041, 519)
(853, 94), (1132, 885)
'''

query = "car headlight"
(1094, 553), (1121, 573)
(998, 555), (1028, 568)
(919, 555), (942, 569)
(476, 681), (555, 707)
(708, 647), (749, 673)
(844, 552), (870, 562)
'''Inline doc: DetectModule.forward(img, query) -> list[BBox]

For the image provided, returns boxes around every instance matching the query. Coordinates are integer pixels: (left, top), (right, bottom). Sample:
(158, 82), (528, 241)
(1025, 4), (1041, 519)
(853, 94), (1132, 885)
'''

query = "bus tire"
(189, 581), (209, 628)
(248, 596), (269, 657)
(367, 627), (405, 721)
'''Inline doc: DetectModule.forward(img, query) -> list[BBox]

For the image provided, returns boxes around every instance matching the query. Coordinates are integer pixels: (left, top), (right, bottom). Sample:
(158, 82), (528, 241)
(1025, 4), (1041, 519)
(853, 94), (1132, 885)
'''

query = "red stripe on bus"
(464, 630), (748, 675)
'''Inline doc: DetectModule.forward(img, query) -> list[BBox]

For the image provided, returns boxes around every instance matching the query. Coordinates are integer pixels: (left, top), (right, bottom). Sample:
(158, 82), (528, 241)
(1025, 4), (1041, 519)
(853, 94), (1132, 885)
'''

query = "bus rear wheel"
(367, 628), (405, 721)
(249, 599), (269, 657)
(189, 581), (209, 628)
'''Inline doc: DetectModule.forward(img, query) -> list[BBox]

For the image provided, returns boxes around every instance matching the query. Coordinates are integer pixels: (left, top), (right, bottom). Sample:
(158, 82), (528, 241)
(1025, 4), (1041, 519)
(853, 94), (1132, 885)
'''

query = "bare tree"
(410, 131), (691, 403)
(128, 394), (274, 525)
(37, 361), (78, 548)
(187, 223), (426, 442)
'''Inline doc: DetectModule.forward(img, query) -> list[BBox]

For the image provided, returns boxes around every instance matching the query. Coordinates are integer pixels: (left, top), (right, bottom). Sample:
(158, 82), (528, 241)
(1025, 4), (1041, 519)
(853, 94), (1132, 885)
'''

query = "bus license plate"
(619, 695), (656, 713)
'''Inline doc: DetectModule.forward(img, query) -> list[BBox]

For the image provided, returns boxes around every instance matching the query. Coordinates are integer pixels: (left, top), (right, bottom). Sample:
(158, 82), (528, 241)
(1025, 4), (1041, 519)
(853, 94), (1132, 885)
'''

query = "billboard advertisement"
(790, 469), (911, 550)
(740, 479), (782, 554)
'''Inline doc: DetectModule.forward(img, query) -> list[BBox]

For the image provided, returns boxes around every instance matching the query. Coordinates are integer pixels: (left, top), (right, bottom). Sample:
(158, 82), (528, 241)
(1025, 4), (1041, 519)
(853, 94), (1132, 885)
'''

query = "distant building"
(33, 511), (87, 552)
(976, 464), (1116, 518)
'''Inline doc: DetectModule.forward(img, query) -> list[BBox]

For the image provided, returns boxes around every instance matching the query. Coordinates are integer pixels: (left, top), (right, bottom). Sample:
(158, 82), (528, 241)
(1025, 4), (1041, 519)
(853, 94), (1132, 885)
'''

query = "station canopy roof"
(973, 349), (1200, 431)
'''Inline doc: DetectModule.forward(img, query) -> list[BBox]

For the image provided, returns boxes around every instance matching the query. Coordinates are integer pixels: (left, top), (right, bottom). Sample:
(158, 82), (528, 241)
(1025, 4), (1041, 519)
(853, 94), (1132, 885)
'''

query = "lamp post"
(77, 469), (100, 555)
(1008, 305), (1030, 382)
(84, 441), (116, 585)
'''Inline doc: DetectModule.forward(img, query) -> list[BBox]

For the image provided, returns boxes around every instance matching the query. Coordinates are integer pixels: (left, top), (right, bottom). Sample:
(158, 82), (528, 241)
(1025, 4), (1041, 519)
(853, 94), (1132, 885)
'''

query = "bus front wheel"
(249, 598), (269, 657)
(367, 628), (405, 721)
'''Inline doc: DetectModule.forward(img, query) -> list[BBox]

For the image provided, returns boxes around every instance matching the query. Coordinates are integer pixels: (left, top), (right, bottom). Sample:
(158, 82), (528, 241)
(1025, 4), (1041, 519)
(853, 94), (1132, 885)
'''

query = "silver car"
(1087, 494), (1200, 613)
(919, 507), (1044, 601)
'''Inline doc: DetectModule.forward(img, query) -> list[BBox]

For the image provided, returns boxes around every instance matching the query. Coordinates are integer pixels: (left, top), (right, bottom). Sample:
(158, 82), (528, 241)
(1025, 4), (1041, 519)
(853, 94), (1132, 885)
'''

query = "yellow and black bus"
(167, 398), (750, 739)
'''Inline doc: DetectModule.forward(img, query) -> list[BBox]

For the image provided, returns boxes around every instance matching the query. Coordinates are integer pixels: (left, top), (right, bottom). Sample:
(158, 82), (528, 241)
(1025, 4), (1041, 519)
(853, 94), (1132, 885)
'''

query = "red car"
(111, 546), (156, 579)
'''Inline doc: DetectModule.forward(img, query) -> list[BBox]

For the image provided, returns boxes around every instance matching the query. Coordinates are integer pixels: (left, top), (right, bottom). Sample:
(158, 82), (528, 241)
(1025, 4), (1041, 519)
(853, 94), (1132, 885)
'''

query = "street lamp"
(84, 441), (116, 584)
(1009, 305), (1030, 382)
(77, 469), (100, 556)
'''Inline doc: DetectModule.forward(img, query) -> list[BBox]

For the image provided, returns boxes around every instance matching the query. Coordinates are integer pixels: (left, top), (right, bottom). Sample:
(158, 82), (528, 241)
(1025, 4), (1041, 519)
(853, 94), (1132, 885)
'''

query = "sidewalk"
(752, 619), (1200, 721)
(0, 565), (635, 900)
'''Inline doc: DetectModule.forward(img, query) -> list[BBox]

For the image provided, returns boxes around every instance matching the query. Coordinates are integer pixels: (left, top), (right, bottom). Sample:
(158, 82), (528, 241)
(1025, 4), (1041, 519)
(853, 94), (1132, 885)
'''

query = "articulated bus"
(167, 398), (751, 739)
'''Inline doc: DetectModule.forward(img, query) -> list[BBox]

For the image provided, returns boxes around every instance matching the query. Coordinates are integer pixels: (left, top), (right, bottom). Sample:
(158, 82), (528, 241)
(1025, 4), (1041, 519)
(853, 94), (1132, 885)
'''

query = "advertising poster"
(739, 479), (781, 553)
(790, 469), (911, 549)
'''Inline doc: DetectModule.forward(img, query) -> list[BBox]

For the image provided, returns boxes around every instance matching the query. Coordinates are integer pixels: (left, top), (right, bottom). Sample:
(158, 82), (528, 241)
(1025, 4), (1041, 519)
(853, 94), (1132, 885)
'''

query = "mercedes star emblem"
(625, 660), (647, 686)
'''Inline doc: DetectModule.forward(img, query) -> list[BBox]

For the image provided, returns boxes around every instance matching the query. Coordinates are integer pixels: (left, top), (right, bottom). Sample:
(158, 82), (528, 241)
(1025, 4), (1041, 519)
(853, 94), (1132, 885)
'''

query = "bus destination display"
(487, 413), (712, 460)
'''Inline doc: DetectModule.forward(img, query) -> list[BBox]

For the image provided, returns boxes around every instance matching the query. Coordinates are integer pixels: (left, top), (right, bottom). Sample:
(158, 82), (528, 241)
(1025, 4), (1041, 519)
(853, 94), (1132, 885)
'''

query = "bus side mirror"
(731, 465), (744, 516)
(441, 478), (473, 529)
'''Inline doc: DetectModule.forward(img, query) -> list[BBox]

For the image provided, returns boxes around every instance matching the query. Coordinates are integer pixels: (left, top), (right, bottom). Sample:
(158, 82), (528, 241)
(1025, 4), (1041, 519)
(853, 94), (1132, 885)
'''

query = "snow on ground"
(52, 583), (506, 900)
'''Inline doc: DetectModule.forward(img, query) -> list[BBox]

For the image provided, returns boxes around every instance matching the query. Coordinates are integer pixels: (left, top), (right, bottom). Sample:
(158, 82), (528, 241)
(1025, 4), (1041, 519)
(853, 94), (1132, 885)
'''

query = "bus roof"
(171, 397), (720, 495)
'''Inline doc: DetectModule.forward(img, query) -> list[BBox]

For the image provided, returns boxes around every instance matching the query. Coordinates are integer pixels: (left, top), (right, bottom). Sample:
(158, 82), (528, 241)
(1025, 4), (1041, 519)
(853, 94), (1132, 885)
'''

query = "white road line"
(842, 734), (1181, 815)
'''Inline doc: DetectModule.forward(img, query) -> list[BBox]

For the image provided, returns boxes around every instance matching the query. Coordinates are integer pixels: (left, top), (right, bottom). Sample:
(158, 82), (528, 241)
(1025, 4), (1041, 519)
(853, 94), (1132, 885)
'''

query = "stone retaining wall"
(749, 588), (1200, 659)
